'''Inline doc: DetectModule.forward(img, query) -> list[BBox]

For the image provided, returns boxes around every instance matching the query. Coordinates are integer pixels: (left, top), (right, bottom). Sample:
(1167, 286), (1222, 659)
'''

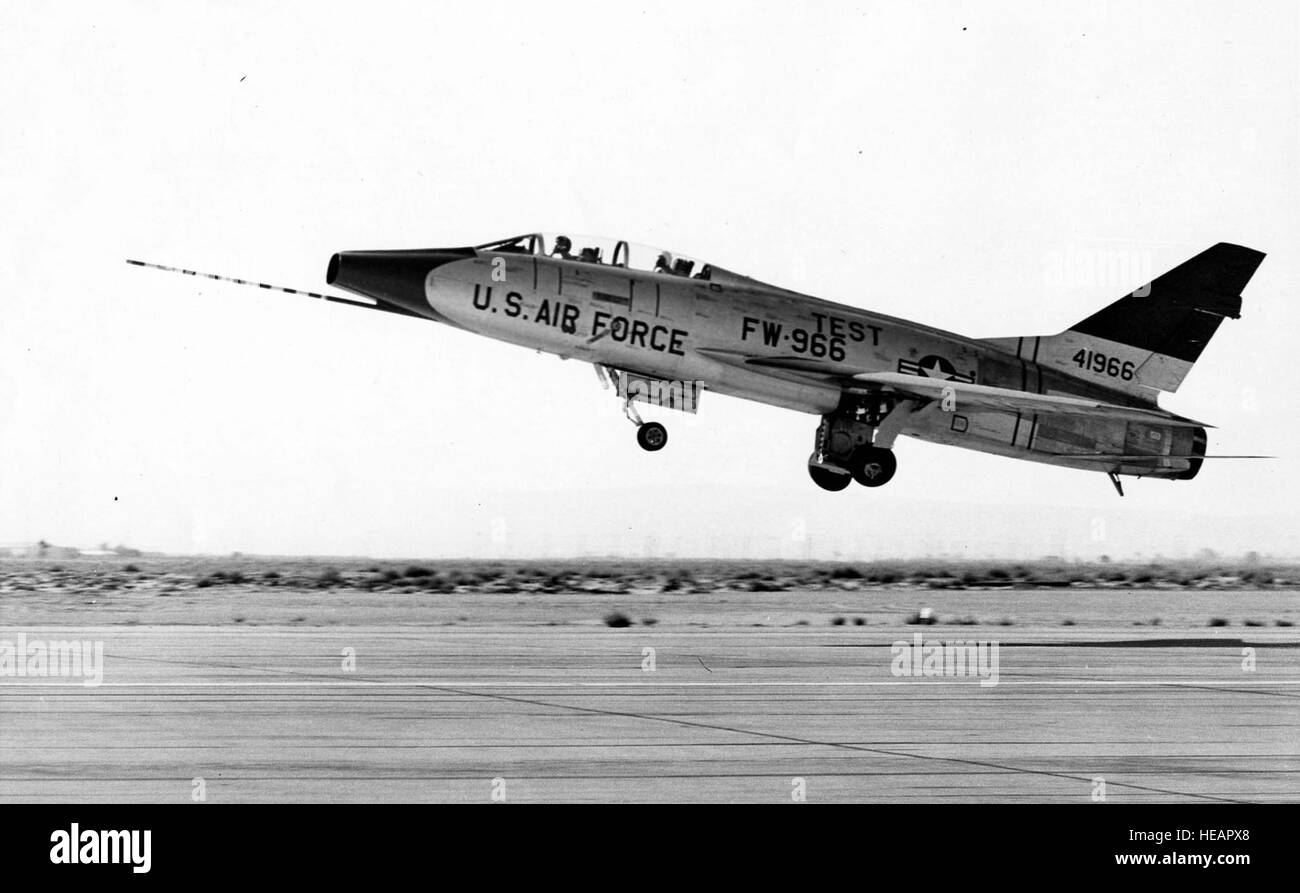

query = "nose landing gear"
(596, 364), (672, 453)
(621, 386), (668, 452)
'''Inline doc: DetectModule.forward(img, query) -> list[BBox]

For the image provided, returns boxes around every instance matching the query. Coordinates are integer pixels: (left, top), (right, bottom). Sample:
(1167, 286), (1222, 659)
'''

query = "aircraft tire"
(851, 447), (897, 487)
(636, 422), (668, 452)
(808, 459), (852, 492)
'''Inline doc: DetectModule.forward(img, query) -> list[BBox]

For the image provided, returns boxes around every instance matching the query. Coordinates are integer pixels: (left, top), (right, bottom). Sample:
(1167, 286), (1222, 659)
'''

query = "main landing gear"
(807, 394), (902, 491)
(807, 446), (897, 491)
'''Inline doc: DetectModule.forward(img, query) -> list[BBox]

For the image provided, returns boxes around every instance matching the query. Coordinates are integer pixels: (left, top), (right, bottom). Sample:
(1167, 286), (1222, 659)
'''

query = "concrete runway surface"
(2, 585), (1298, 803)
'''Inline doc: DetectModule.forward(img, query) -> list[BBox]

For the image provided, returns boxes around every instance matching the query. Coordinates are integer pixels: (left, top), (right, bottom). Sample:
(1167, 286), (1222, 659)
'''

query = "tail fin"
(995, 243), (1265, 396)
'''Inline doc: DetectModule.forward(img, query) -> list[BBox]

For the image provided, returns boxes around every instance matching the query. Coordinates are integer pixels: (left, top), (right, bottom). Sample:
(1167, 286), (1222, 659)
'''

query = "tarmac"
(2, 587), (1297, 802)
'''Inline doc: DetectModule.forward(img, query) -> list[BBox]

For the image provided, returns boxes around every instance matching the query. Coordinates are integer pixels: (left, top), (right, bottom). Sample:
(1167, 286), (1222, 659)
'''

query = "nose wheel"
(637, 421), (668, 451)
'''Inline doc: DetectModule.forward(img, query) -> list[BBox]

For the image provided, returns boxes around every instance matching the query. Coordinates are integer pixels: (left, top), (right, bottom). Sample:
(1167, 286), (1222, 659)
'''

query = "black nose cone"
(326, 247), (475, 315)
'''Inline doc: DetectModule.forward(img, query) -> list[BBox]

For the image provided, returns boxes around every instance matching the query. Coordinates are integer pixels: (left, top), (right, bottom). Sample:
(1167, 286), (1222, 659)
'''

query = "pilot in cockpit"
(552, 236), (575, 260)
(654, 251), (674, 274)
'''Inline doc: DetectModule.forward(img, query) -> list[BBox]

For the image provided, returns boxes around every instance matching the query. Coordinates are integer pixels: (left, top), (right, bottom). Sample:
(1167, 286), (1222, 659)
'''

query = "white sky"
(1, 1), (1297, 559)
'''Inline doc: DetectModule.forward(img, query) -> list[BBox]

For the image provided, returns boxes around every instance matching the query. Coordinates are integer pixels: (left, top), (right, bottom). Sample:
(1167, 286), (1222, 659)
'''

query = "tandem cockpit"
(477, 233), (717, 281)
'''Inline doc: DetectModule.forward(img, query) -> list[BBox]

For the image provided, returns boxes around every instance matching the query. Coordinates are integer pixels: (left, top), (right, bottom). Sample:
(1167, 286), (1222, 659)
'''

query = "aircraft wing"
(849, 372), (1209, 427)
(695, 349), (1206, 426)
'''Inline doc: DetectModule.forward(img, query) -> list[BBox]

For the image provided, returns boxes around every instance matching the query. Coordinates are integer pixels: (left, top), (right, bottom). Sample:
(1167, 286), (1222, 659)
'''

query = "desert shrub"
(603, 611), (632, 628)
(661, 569), (693, 592)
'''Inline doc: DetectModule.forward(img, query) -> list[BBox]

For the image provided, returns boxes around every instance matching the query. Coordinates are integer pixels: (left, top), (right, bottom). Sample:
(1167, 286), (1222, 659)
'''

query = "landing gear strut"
(807, 393), (902, 491)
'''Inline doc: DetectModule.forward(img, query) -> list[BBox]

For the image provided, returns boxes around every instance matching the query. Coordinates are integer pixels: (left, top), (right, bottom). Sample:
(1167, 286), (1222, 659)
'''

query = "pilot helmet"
(554, 235), (572, 253)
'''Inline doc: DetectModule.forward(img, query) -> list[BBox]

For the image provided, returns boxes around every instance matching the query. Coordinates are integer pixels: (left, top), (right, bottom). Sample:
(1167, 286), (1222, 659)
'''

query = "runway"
(2, 588), (1298, 802)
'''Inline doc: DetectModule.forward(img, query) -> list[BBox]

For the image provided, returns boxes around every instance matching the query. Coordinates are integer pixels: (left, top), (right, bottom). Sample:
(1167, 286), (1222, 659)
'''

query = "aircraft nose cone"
(326, 248), (474, 315)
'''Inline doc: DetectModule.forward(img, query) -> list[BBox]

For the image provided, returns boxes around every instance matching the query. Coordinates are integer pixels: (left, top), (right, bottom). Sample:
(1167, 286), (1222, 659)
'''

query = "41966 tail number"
(1072, 349), (1135, 381)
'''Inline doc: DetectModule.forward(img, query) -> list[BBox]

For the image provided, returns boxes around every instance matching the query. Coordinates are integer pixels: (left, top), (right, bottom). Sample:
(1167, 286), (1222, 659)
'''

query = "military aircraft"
(129, 233), (1265, 494)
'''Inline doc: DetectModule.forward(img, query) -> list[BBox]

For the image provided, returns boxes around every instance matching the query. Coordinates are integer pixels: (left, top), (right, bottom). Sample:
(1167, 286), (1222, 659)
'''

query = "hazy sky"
(2, 1), (1297, 559)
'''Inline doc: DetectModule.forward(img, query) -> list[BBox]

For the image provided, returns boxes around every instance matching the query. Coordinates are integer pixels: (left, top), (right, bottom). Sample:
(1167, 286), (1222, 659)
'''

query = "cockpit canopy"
(476, 233), (715, 281)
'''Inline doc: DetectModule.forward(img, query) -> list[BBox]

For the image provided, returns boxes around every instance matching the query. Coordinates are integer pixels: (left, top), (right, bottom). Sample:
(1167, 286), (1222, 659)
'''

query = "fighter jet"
(129, 233), (1265, 494)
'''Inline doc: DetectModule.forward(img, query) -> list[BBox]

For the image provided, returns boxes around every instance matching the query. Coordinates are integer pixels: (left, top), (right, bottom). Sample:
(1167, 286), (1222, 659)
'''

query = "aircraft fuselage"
(387, 247), (1198, 480)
